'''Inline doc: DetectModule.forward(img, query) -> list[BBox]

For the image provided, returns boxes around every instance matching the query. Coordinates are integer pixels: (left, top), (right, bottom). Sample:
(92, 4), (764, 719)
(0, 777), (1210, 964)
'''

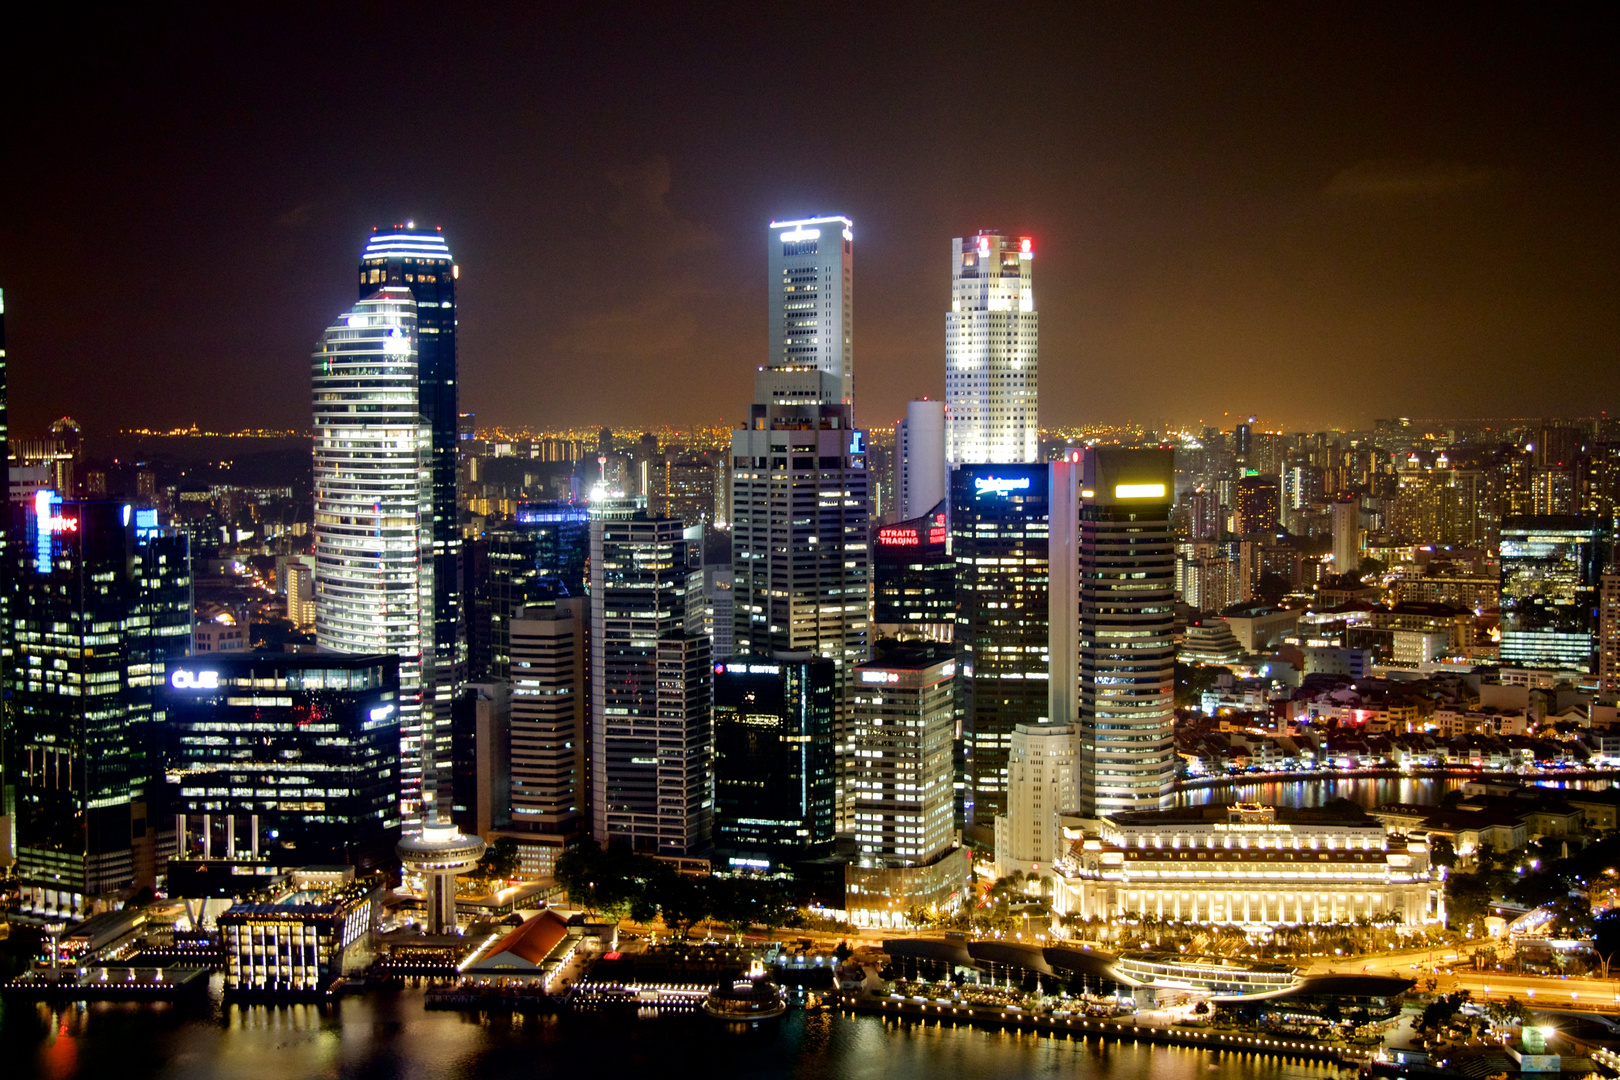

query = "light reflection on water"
(1174, 774), (1615, 809)
(4, 991), (1345, 1080)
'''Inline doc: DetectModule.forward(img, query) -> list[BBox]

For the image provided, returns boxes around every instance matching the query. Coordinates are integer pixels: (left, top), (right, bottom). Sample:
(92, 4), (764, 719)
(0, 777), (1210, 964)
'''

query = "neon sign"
(974, 476), (1030, 495)
(171, 670), (221, 690)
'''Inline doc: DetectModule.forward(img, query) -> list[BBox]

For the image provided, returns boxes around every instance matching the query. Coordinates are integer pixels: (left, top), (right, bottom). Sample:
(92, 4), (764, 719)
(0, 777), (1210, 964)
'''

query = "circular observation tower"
(397, 822), (486, 935)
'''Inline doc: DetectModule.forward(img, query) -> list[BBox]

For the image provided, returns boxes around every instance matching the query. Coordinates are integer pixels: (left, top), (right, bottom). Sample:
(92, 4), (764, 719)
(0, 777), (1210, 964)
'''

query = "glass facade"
(5, 496), (192, 917)
(164, 653), (402, 870)
(311, 286), (436, 826)
(950, 463), (1050, 834)
(713, 654), (836, 867)
(359, 227), (464, 684)
(872, 499), (953, 639)
(1499, 515), (1606, 671)
(473, 501), (589, 680)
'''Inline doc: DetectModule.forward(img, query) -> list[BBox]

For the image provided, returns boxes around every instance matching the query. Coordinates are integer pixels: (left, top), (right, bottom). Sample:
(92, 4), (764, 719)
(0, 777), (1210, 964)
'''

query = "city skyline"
(3, 7), (1616, 438)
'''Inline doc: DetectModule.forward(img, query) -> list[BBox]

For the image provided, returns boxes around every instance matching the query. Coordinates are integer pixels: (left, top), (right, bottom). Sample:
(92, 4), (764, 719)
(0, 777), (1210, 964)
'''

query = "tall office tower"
(845, 650), (969, 923)
(359, 227), (465, 696)
(1331, 497), (1362, 576)
(1075, 448), (1176, 817)
(767, 216), (854, 411)
(662, 454), (719, 528)
(285, 560), (316, 631)
(1499, 516), (1606, 672)
(493, 597), (587, 876)
(165, 654), (400, 870)
(472, 502), (589, 680)
(450, 680), (510, 841)
(872, 501), (954, 642)
(0, 289), (9, 729)
(6, 497), (191, 917)
(1599, 567), (1620, 701)
(950, 463), (1049, 840)
(702, 567), (735, 660)
(896, 399), (947, 521)
(994, 721), (1078, 878)
(712, 653), (836, 869)
(312, 287), (437, 826)
(1234, 473), (1281, 534)
(945, 232), (1037, 466)
(1189, 488), (1221, 541)
(590, 511), (712, 856)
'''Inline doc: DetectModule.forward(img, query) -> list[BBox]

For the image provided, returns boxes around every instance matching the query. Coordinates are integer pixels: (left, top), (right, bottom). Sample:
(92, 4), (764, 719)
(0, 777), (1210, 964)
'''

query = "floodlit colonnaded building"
(1052, 804), (1445, 927)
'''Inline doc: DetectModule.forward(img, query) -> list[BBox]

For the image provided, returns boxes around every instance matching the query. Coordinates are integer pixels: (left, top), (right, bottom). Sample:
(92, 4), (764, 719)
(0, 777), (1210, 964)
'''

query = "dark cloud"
(1323, 160), (1505, 200)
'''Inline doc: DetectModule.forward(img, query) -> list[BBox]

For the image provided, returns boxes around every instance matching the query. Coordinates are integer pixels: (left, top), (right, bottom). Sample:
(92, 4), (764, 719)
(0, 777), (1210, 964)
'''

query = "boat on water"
(704, 960), (787, 1022)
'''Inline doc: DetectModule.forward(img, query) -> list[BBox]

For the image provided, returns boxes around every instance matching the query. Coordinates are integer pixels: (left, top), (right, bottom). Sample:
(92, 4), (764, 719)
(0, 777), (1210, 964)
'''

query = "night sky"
(3, 4), (1615, 438)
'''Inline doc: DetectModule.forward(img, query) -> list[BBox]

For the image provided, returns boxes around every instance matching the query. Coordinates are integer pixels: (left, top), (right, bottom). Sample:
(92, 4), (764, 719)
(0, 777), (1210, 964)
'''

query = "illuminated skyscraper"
(6, 497), (191, 917)
(359, 226), (465, 693)
(945, 232), (1038, 465)
(312, 287), (436, 826)
(767, 216), (854, 411)
(951, 463), (1050, 837)
(590, 511), (712, 856)
(733, 217), (871, 829)
(1074, 448), (1177, 816)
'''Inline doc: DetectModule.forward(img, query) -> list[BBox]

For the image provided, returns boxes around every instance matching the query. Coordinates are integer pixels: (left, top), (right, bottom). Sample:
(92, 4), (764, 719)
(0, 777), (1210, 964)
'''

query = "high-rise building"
(285, 560), (316, 632)
(845, 649), (970, 926)
(872, 500), (954, 642)
(1499, 516), (1606, 672)
(850, 651), (957, 865)
(478, 598), (589, 877)
(896, 399), (946, 521)
(1075, 447), (1176, 817)
(733, 381), (871, 827)
(450, 680), (510, 843)
(358, 226), (465, 696)
(1234, 473), (1281, 534)
(311, 287), (437, 826)
(472, 502), (589, 680)
(994, 722), (1078, 878)
(1599, 567), (1620, 702)
(945, 232), (1037, 466)
(590, 511), (712, 856)
(950, 463), (1050, 837)
(767, 216), (854, 410)
(712, 653), (836, 869)
(1331, 497), (1362, 577)
(6, 496), (191, 917)
(164, 653), (401, 871)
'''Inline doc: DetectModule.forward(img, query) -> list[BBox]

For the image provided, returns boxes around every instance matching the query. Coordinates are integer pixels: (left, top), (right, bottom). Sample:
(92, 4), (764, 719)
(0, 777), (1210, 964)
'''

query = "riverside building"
(712, 653), (837, 868)
(5, 495), (191, 917)
(163, 653), (401, 871)
(846, 650), (970, 926)
(1052, 804), (1444, 927)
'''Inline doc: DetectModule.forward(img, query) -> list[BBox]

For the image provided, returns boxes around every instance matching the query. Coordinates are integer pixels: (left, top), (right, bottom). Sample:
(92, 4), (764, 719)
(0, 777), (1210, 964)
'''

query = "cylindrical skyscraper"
(897, 398), (946, 522)
(313, 286), (436, 829)
(945, 232), (1038, 465)
(359, 226), (465, 700)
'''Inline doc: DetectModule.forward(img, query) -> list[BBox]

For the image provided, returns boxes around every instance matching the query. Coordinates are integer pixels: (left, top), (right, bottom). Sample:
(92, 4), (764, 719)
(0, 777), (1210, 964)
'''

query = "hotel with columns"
(1052, 804), (1444, 927)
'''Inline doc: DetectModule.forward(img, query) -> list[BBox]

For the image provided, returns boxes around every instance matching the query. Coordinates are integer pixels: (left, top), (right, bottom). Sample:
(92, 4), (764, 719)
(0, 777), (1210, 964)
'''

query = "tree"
(1595, 909), (1620, 978)
(1430, 835), (1457, 871)
(658, 873), (711, 938)
(474, 837), (520, 882)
